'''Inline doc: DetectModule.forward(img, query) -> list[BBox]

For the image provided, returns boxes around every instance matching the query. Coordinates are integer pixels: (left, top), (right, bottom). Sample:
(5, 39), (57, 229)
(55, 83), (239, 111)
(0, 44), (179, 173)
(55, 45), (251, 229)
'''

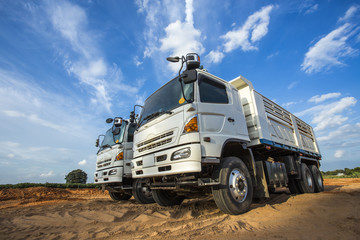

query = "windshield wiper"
(141, 110), (173, 125)
(101, 144), (112, 150)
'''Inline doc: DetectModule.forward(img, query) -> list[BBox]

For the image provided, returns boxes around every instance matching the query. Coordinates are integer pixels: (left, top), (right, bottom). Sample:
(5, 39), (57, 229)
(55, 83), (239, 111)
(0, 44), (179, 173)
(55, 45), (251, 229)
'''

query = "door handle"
(227, 117), (235, 122)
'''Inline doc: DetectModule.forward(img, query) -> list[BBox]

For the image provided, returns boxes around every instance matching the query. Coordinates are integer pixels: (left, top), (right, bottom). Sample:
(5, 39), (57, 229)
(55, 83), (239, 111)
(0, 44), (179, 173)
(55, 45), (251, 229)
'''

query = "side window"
(199, 77), (229, 103)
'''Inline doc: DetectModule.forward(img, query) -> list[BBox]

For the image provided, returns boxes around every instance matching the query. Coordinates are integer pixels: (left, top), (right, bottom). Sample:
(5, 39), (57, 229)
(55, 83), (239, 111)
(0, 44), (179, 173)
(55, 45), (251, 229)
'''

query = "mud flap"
(253, 161), (269, 199)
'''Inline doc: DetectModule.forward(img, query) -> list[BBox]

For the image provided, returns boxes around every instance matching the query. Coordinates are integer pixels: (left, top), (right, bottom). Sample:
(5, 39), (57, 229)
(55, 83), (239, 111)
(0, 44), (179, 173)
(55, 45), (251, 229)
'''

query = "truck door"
(196, 74), (249, 157)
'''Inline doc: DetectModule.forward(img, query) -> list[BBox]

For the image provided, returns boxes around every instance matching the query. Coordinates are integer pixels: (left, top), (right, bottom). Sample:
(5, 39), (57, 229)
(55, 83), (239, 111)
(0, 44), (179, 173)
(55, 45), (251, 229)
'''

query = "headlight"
(183, 115), (198, 133)
(108, 169), (117, 175)
(115, 152), (124, 161)
(171, 147), (191, 161)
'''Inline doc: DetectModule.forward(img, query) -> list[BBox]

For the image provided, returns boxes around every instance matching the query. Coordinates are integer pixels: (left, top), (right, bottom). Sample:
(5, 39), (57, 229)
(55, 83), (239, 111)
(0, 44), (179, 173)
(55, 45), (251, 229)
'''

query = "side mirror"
(181, 69), (197, 84)
(95, 138), (99, 147)
(166, 56), (180, 62)
(106, 118), (113, 124)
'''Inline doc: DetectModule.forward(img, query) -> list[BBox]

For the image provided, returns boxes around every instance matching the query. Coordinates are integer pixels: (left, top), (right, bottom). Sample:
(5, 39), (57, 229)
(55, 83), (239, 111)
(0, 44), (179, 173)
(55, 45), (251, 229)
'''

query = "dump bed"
(230, 76), (321, 158)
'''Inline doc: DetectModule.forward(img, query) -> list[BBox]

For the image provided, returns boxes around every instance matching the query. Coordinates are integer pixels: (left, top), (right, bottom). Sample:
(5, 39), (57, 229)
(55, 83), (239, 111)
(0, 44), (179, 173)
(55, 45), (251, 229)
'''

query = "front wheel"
(109, 191), (132, 201)
(132, 178), (155, 204)
(212, 157), (253, 215)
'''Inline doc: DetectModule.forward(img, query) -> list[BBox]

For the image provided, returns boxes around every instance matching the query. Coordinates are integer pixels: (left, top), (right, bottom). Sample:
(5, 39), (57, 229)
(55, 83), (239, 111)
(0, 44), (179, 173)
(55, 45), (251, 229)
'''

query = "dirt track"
(0, 178), (359, 240)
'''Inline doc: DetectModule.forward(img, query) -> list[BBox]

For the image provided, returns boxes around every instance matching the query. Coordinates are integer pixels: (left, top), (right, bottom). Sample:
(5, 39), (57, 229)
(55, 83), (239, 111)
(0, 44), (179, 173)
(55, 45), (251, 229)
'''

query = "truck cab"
(132, 53), (323, 214)
(95, 116), (154, 203)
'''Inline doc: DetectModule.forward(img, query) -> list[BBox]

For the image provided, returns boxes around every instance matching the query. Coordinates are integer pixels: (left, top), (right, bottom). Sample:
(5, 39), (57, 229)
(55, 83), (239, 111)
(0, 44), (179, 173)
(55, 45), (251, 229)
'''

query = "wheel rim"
(315, 170), (323, 188)
(229, 168), (248, 203)
(305, 171), (313, 189)
(141, 186), (152, 198)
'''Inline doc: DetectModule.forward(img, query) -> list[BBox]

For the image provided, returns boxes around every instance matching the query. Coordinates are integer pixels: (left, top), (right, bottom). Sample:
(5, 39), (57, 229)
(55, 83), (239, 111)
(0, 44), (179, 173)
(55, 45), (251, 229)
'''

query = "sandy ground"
(0, 178), (359, 240)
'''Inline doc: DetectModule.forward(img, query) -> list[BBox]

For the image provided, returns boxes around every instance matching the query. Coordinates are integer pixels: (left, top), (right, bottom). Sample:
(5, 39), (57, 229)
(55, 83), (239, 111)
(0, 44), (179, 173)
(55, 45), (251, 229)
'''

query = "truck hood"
(96, 144), (123, 170)
(134, 104), (199, 158)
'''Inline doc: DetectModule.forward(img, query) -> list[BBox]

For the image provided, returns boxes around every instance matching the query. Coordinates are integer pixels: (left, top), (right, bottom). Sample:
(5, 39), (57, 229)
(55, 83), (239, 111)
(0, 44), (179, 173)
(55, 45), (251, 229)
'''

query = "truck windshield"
(139, 77), (193, 127)
(99, 122), (127, 151)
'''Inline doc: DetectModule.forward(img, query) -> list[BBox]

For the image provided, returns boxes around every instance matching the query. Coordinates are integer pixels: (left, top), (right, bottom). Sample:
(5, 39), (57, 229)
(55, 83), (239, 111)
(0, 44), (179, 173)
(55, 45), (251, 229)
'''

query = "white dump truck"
(95, 112), (154, 204)
(131, 53), (323, 215)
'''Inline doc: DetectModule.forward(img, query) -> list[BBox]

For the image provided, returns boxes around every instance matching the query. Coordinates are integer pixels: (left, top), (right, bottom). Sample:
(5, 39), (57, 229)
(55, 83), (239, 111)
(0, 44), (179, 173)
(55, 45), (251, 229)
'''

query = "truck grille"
(97, 158), (111, 168)
(137, 131), (174, 153)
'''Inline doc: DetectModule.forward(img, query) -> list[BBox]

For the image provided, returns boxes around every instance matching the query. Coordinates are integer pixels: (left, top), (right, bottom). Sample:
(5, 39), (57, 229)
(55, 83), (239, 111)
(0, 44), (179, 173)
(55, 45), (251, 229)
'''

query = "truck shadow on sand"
(113, 184), (345, 220)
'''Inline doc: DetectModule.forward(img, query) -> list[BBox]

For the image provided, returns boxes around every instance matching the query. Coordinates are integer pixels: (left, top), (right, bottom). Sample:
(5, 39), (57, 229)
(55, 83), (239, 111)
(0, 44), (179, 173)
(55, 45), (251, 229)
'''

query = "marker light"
(186, 53), (200, 70)
(115, 152), (124, 161)
(183, 115), (198, 133)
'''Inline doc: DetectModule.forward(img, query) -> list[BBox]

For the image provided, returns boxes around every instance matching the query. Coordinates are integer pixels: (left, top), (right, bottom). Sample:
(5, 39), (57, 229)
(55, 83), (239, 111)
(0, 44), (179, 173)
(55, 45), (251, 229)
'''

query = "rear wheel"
(109, 191), (132, 201)
(152, 189), (184, 206)
(212, 157), (253, 215)
(297, 163), (315, 193)
(132, 178), (155, 204)
(309, 165), (324, 192)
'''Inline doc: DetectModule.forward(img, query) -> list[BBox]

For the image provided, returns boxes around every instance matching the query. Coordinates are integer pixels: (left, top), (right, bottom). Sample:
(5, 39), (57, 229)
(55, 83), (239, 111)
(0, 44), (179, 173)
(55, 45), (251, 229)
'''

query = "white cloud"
(0, 70), (91, 136)
(338, 5), (359, 22)
(267, 51), (279, 59)
(317, 123), (360, 142)
(46, 1), (112, 112)
(205, 50), (225, 64)
(0, 141), (76, 164)
(48, 1), (91, 58)
(134, 56), (143, 67)
(78, 159), (87, 166)
(40, 170), (55, 178)
(312, 97), (357, 131)
(3, 110), (67, 132)
(301, 5), (360, 74)
(282, 101), (302, 108)
(287, 81), (298, 90)
(44, 1), (142, 113)
(308, 92), (341, 103)
(136, 0), (186, 58)
(304, 4), (318, 15)
(222, 5), (275, 53)
(334, 150), (345, 158)
(302, 24), (359, 74)
(159, 0), (205, 72)
(296, 96), (357, 131)
(136, 0), (205, 74)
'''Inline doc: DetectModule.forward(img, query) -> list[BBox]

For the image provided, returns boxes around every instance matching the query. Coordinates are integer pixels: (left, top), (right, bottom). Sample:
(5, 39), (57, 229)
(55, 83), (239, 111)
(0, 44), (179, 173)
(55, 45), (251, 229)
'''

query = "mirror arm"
(177, 56), (193, 104)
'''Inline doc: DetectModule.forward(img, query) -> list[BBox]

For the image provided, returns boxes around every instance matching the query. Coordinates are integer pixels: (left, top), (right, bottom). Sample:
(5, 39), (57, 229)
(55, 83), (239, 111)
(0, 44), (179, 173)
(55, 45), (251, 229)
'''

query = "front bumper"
(132, 143), (202, 178)
(94, 167), (123, 184)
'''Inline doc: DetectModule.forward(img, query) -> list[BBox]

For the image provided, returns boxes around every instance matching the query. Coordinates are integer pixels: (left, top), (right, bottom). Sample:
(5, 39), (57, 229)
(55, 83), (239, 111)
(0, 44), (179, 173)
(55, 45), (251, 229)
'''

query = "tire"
(288, 178), (301, 194)
(109, 191), (132, 201)
(212, 156), (253, 215)
(297, 163), (315, 193)
(152, 189), (184, 206)
(309, 165), (324, 192)
(268, 186), (276, 194)
(132, 178), (155, 204)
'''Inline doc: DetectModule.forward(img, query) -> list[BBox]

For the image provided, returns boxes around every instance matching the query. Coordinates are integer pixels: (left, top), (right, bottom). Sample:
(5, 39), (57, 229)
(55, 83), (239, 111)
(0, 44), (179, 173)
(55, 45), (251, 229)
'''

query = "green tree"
(65, 169), (87, 184)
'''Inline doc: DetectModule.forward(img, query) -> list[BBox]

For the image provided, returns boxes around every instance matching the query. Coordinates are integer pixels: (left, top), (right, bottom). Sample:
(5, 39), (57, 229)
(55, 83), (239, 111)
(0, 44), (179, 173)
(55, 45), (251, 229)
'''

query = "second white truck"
(95, 112), (154, 204)
(131, 53), (323, 215)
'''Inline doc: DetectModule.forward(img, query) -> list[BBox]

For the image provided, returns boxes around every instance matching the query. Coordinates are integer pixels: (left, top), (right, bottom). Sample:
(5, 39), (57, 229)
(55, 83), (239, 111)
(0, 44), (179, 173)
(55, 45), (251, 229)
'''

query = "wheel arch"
(221, 139), (257, 186)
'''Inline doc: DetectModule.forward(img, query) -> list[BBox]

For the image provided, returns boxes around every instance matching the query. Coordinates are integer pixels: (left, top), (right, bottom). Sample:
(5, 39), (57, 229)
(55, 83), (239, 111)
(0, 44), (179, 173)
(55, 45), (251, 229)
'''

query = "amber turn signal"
(183, 116), (198, 133)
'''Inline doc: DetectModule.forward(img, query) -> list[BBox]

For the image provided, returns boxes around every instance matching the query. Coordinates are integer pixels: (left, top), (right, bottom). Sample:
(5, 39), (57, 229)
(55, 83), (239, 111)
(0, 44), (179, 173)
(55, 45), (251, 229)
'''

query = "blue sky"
(0, 0), (359, 184)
